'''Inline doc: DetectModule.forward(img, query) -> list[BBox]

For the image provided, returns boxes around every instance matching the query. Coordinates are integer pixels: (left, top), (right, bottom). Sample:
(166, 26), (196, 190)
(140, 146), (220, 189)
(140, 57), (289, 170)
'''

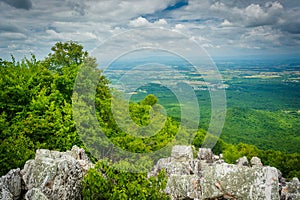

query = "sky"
(0, 0), (300, 61)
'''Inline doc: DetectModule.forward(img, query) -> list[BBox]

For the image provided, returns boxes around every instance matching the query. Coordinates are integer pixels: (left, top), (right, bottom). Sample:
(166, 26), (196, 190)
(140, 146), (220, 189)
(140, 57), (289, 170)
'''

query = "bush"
(82, 160), (170, 200)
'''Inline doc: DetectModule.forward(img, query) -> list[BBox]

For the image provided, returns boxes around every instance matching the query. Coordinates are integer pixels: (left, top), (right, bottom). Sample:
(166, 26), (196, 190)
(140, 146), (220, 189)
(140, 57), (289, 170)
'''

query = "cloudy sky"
(0, 0), (300, 61)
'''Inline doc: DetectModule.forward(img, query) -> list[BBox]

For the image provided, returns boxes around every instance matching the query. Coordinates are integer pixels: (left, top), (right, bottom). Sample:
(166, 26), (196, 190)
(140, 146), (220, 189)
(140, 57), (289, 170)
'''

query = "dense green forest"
(0, 42), (299, 197)
(128, 72), (300, 154)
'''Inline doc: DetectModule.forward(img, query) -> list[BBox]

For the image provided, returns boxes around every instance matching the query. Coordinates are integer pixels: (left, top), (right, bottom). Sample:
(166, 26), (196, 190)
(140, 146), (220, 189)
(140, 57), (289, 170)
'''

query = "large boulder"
(150, 146), (282, 200)
(171, 145), (193, 162)
(250, 157), (263, 167)
(281, 177), (300, 200)
(197, 148), (214, 162)
(201, 164), (280, 199)
(0, 145), (93, 200)
(20, 145), (92, 200)
(21, 149), (83, 200)
(0, 168), (22, 200)
(166, 175), (201, 200)
(236, 156), (249, 167)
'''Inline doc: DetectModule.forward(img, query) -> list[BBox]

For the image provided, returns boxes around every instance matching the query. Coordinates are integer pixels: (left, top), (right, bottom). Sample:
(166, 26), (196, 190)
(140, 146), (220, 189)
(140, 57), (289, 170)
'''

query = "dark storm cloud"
(0, 0), (32, 10)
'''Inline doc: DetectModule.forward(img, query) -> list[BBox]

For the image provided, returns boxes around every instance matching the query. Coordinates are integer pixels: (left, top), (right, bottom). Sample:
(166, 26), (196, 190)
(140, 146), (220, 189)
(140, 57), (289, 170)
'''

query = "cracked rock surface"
(150, 145), (299, 200)
(0, 146), (93, 200)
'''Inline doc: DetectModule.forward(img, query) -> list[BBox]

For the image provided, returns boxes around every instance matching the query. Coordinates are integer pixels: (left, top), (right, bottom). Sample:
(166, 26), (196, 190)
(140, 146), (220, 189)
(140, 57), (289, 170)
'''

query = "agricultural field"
(104, 58), (300, 153)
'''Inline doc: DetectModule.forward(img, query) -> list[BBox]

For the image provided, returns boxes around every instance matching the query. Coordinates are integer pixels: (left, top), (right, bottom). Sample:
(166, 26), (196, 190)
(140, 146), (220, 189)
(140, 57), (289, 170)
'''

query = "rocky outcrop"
(150, 145), (300, 200)
(1, 145), (299, 200)
(281, 177), (300, 200)
(0, 168), (22, 200)
(0, 146), (93, 200)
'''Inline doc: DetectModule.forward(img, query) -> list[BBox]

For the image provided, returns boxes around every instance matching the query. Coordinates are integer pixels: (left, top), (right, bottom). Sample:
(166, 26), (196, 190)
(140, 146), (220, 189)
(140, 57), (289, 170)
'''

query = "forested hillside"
(0, 41), (299, 183)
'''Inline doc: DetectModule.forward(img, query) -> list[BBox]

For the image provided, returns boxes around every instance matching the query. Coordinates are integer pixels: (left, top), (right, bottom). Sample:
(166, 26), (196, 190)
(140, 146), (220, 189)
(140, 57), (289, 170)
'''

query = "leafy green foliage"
(0, 41), (91, 175)
(0, 133), (35, 175)
(93, 91), (179, 155)
(82, 160), (170, 200)
(221, 107), (300, 153)
(258, 150), (300, 179)
(192, 129), (227, 155)
(44, 41), (88, 72)
(141, 94), (158, 106)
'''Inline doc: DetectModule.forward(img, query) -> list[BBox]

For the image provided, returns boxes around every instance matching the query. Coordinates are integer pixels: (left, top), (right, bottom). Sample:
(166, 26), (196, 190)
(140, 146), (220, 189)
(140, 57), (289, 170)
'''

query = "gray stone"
(0, 168), (22, 200)
(214, 155), (220, 160)
(25, 188), (48, 200)
(2, 145), (296, 200)
(197, 148), (213, 163)
(68, 146), (93, 173)
(281, 177), (300, 200)
(236, 156), (250, 167)
(171, 145), (193, 162)
(21, 152), (83, 200)
(201, 164), (280, 200)
(150, 155), (201, 178)
(250, 157), (263, 167)
(150, 145), (282, 200)
(20, 145), (93, 200)
(166, 175), (201, 200)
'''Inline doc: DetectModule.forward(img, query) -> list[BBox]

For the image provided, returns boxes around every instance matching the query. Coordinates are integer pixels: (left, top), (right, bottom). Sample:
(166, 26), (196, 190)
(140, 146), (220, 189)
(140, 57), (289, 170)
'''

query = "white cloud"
(0, 0), (299, 60)
(156, 19), (168, 25)
(221, 19), (234, 27)
(128, 17), (151, 27)
(128, 17), (168, 27)
(211, 1), (284, 27)
(175, 24), (185, 30)
(240, 26), (283, 48)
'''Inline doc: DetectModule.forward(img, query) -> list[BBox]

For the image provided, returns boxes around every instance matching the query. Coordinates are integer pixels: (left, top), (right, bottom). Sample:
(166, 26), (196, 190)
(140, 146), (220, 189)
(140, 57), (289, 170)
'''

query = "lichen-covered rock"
(25, 188), (48, 200)
(281, 177), (300, 200)
(20, 145), (93, 200)
(2, 145), (298, 200)
(150, 146), (283, 200)
(66, 146), (93, 173)
(21, 153), (83, 200)
(0, 168), (22, 200)
(150, 149), (201, 177)
(197, 148), (213, 163)
(250, 156), (263, 167)
(201, 164), (280, 200)
(166, 175), (201, 200)
(236, 156), (249, 167)
(171, 145), (193, 162)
